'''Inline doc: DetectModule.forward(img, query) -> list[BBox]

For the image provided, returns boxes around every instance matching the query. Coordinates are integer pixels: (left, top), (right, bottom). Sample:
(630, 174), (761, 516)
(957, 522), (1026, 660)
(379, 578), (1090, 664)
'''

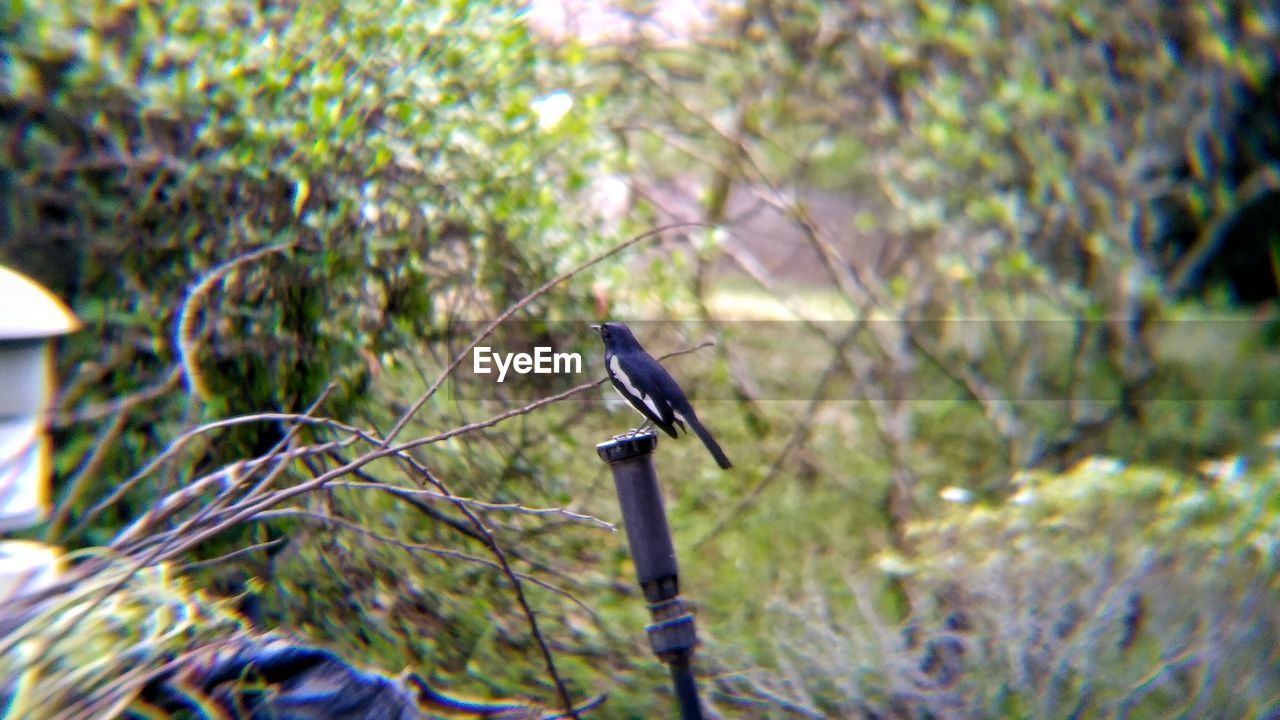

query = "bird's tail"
(685, 413), (732, 469)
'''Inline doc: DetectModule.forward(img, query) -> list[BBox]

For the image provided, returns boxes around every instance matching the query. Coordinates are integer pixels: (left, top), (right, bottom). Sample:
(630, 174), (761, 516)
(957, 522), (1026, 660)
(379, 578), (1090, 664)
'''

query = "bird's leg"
(627, 418), (654, 437)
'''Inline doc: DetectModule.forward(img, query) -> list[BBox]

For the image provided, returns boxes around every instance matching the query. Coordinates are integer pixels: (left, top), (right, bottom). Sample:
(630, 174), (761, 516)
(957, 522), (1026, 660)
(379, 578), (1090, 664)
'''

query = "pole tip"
(596, 431), (659, 463)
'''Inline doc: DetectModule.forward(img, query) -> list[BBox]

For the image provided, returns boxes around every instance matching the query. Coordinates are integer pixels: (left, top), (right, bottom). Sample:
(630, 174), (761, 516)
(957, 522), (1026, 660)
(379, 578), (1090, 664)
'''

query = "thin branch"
(76, 409), (372, 538)
(256, 507), (595, 616)
(326, 480), (615, 532)
(429, 475), (581, 719)
(111, 439), (354, 548)
(52, 366), (183, 426)
(382, 223), (709, 447)
(176, 537), (288, 573)
(692, 322), (865, 550)
(45, 408), (130, 542)
(175, 242), (296, 399)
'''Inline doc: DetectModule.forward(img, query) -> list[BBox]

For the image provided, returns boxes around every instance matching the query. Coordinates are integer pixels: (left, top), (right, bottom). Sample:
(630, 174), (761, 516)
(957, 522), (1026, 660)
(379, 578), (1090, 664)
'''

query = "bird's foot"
(629, 419), (655, 437)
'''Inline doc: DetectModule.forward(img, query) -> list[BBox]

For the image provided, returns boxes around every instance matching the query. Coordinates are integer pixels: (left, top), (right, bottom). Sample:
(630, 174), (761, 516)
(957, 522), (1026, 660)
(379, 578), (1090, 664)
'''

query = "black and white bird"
(593, 322), (732, 469)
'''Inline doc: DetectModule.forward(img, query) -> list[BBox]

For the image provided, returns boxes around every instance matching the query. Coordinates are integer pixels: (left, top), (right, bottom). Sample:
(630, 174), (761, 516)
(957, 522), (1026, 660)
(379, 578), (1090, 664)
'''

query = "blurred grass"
(17, 285), (1275, 718)
(292, 282), (1280, 716)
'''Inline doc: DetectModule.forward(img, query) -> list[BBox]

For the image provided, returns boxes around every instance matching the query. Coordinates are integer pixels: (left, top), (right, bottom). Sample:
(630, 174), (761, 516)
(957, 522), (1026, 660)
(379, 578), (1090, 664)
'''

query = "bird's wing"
(607, 354), (679, 435)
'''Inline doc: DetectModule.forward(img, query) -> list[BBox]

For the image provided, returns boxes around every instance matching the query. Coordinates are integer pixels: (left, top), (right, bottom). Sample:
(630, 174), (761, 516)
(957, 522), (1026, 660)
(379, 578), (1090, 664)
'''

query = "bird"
(592, 322), (732, 469)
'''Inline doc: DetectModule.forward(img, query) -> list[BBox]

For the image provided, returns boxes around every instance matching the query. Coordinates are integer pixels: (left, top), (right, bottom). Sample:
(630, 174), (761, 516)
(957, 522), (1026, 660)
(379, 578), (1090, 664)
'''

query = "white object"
(0, 265), (79, 532)
(0, 540), (62, 601)
(0, 266), (79, 340)
(939, 486), (974, 504)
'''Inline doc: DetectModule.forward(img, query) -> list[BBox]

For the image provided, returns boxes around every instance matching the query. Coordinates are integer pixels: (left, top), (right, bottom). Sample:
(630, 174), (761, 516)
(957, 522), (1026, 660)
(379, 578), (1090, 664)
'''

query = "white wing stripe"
(609, 356), (662, 419)
(642, 392), (661, 418)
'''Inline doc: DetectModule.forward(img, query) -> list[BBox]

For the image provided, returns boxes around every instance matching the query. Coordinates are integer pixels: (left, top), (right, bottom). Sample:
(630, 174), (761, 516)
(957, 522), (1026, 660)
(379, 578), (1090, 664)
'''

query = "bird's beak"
(590, 324), (602, 333)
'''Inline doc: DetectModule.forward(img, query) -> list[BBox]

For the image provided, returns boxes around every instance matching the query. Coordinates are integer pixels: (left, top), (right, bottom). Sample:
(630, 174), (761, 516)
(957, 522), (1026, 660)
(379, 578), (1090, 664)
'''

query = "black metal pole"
(596, 432), (705, 720)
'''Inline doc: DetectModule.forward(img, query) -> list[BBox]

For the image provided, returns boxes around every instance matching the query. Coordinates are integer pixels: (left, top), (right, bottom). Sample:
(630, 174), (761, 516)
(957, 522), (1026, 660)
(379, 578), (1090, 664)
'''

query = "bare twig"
(175, 242), (296, 399)
(52, 366), (183, 426)
(382, 223), (709, 447)
(45, 409), (130, 542)
(255, 507), (595, 616)
(75, 409), (371, 539)
(409, 466), (582, 718)
(176, 537), (288, 573)
(692, 322), (866, 550)
(326, 480), (615, 531)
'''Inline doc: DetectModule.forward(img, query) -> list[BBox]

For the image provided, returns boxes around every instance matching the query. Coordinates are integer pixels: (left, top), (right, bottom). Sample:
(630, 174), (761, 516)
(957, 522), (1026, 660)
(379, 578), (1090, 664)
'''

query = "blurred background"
(2, 0), (1280, 717)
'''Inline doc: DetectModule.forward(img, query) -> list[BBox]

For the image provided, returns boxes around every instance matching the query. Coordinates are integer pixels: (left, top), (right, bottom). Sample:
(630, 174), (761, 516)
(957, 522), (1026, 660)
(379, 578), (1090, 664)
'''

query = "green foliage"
(0, 558), (249, 718)
(573, 0), (1280, 715)
(594, 0), (1280, 491)
(3, 0), (628, 711)
(727, 443), (1280, 718)
(913, 451), (1280, 574)
(2, 0), (611, 541)
(907, 447), (1280, 717)
(5, 0), (1280, 717)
